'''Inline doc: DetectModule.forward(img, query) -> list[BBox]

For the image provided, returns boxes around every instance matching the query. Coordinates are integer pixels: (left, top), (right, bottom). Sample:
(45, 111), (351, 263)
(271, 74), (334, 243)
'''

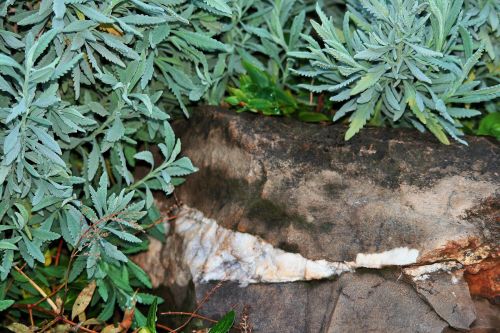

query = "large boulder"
(135, 107), (499, 332)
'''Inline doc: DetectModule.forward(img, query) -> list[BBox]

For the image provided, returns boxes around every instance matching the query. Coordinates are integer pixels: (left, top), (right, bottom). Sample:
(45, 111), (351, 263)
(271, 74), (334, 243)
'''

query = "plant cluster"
(225, 61), (331, 122)
(291, 0), (500, 144)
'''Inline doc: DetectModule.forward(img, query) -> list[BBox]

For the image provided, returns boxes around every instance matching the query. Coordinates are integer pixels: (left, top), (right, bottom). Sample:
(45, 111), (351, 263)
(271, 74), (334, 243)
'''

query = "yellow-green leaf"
(72, 281), (96, 319)
(350, 67), (385, 95)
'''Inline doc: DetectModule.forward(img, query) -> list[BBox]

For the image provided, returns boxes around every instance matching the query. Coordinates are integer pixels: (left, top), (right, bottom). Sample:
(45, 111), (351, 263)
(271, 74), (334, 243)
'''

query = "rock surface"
(196, 271), (449, 333)
(174, 107), (498, 265)
(136, 107), (499, 332)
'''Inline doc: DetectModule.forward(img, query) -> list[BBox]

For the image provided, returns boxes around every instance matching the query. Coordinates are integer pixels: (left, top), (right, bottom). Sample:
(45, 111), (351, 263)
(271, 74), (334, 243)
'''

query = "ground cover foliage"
(0, 0), (498, 332)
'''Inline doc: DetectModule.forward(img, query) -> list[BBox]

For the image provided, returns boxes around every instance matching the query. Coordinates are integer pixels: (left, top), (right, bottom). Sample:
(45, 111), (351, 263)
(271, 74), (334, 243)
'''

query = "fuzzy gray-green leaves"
(293, 0), (500, 144)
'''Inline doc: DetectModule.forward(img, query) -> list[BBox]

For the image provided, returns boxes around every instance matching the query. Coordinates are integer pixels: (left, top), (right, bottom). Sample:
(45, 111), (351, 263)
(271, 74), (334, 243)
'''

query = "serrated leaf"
(141, 52), (155, 89)
(127, 260), (152, 288)
(350, 67), (385, 95)
(345, 102), (373, 140)
(203, 0), (232, 15)
(29, 29), (58, 65)
(0, 241), (17, 250)
(100, 240), (128, 262)
(174, 30), (228, 51)
(90, 43), (125, 68)
(106, 117), (125, 142)
(74, 4), (114, 24)
(134, 151), (154, 166)
(104, 227), (142, 243)
(120, 14), (166, 25)
(21, 235), (45, 263)
(52, 53), (83, 80)
(63, 20), (95, 33)
(0, 54), (23, 70)
(30, 125), (61, 154)
(88, 142), (100, 180)
(53, 0), (66, 19)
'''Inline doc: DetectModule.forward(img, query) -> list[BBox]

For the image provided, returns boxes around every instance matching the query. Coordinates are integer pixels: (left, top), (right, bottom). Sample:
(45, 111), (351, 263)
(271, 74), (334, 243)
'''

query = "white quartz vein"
(173, 207), (422, 285)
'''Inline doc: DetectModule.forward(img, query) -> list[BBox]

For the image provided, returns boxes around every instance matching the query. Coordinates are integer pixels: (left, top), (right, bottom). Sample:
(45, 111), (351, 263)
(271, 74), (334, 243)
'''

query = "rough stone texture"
(408, 270), (476, 330)
(196, 271), (449, 333)
(137, 107), (500, 332)
(174, 107), (499, 264)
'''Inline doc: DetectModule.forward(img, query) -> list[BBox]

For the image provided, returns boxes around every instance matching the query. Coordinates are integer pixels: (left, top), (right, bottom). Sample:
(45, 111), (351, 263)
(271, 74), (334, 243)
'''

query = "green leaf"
(73, 4), (114, 24)
(53, 0), (66, 19)
(426, 116), (450, 144)
(22, 235), (45, 263)
(203, 0), (232, 15)
(209, 310), (235, 333)
(134, 151), (154, 166)
(243, 61), (269, 88)
(90, 42), (125, 68)
(298, 112), (331, 123)
(345, 102), (373, 140)
(106, 117), (125, 142)
(127, 260), (152, 289)
(350, 67), (385, 95)
(174, 30), (228, 51)
(104, 227), (142, 243)
(30, 125), (61, 154)
(63, 20), (95, 33)
(146, 297), (158, 333)
(458, 25), (472, 59)
(0, 241), (18, 251)
(0, 54), (23, 70)
(477, 112), (500, 139)
(29, 29), (58, 65)
(87, 142), (100, 181)
(0, 299), (14, 311)
(100, 240), (128, 262)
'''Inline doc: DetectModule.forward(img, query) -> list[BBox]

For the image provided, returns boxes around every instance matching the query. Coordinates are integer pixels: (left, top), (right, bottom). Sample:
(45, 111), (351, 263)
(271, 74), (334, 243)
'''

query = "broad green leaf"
(0, 299), (14, 312)
(209, 310), (235, 333)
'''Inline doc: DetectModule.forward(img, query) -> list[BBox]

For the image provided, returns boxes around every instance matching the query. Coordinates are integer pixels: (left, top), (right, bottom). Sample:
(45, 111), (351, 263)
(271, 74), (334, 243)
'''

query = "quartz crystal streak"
(176, 208), (352, 285)
(175, 207), (423, 285)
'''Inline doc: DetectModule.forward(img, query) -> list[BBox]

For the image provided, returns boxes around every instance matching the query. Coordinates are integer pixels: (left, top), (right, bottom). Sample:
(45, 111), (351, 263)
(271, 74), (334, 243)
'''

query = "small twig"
(60, 317), (99, 333)
(171, 281), (223, 332)
(14, 266), (58, 312)
(55, 239), (64, 266)
(28, 305), (34, 328)
(160, 311), (218, 324)
(14, 304), (99, 333)
(32, 283), (65, 308)
(39, 317), (60, 333)
(157, 323), (176, 332)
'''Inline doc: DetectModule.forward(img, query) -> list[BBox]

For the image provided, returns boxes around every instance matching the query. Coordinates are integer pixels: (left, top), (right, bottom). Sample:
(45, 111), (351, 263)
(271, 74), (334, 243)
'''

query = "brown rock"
(409, 270), (476, 330)
(174, 107), (499, 263)
(142, 107), (500, 332)
(195, 270), (449, 333)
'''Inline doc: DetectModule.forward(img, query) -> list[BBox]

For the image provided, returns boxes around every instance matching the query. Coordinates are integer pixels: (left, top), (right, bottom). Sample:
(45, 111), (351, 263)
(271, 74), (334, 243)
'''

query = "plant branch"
(14, 266), (58, 312)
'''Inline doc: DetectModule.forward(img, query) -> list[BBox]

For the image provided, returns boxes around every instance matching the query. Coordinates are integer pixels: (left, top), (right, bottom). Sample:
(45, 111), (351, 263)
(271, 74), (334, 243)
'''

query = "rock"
(174, 107), (499, 264)
(328, 271), (449, 333)
(136, 107), (500, 332)
(404, 266), (476, 329)
(196, 270), (449, 333)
